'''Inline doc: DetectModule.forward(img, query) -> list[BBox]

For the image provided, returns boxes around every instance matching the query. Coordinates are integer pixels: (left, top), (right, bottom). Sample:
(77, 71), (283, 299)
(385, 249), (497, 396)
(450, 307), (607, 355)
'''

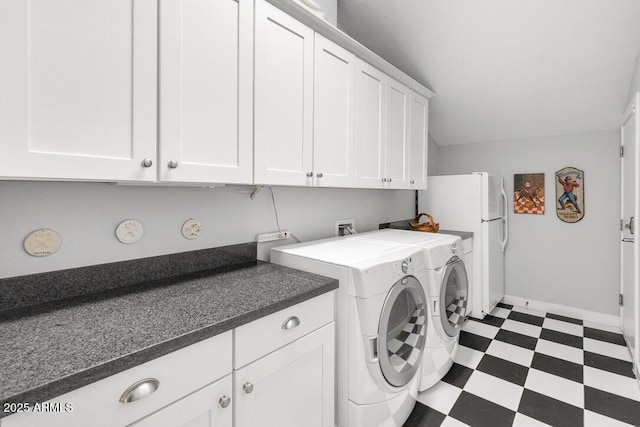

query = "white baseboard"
(502, 295), (620, 329)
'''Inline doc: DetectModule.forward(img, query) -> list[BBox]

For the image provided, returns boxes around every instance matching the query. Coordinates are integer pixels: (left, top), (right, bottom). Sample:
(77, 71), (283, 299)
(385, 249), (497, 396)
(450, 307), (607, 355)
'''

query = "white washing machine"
(271, 237), (429, 427)
(354, 230), (469, 391)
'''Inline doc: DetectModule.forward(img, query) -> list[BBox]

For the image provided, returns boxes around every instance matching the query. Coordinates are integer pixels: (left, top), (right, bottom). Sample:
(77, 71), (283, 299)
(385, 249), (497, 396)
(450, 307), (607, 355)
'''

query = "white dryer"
(354, 230), (469, 391)
(271, 237), (429, 427)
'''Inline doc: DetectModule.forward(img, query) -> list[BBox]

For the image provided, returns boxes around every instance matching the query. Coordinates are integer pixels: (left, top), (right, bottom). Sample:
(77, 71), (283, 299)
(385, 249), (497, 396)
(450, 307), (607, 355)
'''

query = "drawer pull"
(119, 378), (160, 403)
(282, 316), (301, 330)
(219, 395), (231, 408)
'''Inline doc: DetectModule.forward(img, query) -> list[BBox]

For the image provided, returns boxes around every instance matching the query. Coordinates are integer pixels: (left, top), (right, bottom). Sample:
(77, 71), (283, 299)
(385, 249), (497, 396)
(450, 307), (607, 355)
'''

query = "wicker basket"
(408, 213), (440, 233)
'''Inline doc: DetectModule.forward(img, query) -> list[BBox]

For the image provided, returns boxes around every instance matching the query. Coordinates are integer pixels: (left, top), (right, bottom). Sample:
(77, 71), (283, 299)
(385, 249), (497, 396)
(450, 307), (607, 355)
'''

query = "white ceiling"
(337, 0), (640, 146)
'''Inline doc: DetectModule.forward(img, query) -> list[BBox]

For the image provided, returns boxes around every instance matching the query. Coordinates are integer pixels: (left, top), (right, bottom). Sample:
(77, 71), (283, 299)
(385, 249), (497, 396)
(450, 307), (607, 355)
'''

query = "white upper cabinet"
(254, 0), (314, 186)
(354, 59), (387, 188)
(313, 35), (356, 188)
(385, 79), (410, 189)
(408, 91), (429, 190)
(159, 0), (253, 184)
(0, 0), (157, 182)
(354, 61), (412, 189)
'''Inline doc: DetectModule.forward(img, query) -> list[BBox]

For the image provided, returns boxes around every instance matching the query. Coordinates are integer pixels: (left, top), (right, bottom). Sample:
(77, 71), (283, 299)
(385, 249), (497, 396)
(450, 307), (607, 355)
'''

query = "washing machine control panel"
(392, 255), (425, 277)
(450, 243), (459, 255)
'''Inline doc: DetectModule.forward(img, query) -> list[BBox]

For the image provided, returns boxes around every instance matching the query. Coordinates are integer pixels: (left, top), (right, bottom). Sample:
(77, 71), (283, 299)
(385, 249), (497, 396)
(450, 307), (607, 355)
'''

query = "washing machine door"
(440, 256), (469, 337)
(377, 276), (427, 388)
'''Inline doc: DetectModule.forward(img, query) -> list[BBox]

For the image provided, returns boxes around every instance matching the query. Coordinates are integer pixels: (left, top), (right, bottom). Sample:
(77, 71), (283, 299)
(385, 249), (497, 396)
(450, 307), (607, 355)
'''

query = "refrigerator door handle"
(501, 187), (509, 252)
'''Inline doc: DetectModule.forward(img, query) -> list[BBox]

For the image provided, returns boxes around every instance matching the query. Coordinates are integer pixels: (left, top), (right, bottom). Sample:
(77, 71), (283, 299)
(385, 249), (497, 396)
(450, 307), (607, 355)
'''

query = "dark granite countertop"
(0, 259), (337, 416)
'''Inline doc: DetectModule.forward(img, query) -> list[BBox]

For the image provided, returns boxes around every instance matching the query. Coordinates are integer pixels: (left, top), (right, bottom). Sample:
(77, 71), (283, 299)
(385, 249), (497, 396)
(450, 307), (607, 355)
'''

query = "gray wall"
(437, 130), (621, 315)
(313, 0), (337, 26)
(628, 48), (640, 103)
(428, 136), (440, 176)
(0, 182), (414, 278)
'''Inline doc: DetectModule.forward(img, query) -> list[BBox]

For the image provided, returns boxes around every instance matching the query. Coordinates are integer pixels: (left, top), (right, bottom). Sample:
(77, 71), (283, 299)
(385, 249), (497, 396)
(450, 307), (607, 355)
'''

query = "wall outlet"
(256, 231), (290, 242)
(335, 219), (355, 236)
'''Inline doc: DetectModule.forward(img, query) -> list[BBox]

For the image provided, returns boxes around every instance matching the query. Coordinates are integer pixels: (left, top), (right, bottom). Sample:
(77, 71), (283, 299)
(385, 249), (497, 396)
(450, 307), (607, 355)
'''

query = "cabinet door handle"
(168, 160), (179, 169)
(306, 171), (313, 177)
(219, 395), (231, 408)
(410, 179), (415, 185)
(282, 316), (300, 330)
(242, 382), (254, 394)
(141, 158), (153, 168)
(382, 177), (387, 183)
(316, 172), (323, 178)
(119, 378), (160, 403)
(388, 178), (392, 182)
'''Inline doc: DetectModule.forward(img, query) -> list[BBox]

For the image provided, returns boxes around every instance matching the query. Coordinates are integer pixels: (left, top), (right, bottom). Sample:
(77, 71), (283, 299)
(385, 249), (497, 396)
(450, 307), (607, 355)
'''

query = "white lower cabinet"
(129, 375), (232, 427)
(234, 324), (335, 427)
(2, 293), (335, 427)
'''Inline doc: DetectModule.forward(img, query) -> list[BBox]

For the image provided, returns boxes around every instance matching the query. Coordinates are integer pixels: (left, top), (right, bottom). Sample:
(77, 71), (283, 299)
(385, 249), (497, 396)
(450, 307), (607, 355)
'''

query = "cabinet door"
(129, 375), (233, 427)
(234, 323), (335, 427)
(159, 0), (252, 184)
(254, 0), (314, 186)
(0, 0), (157, 182)
(313, 34), (355, 188)
(408, 91), (429, 190)
(385, 79), (410, 189)
(354, 60), (386, 188)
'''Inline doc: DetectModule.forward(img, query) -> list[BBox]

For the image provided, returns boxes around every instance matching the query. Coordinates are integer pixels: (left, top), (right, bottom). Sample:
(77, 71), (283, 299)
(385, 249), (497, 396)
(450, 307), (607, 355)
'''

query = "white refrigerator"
(419, 172), (508, 319)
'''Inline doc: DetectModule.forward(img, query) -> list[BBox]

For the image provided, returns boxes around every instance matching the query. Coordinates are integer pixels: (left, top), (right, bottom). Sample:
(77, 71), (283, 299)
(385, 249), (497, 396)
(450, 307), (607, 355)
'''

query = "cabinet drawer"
(3, 331), (232, 427)
(234, 292), (334, 368)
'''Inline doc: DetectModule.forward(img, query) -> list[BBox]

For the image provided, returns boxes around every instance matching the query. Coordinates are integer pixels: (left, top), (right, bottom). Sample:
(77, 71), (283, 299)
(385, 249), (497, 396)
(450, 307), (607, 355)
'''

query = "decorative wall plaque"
(556, 167), (584, 223)
(24, 228), (62, 257)
(514, 173), (545, 215)
(182, 219), (203, 240)
(115, 219), (144, 244)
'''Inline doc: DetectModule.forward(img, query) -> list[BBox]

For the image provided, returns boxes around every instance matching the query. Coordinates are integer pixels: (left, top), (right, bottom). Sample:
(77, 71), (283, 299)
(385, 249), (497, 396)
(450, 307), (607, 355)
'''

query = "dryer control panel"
(450, 243), (461, 256)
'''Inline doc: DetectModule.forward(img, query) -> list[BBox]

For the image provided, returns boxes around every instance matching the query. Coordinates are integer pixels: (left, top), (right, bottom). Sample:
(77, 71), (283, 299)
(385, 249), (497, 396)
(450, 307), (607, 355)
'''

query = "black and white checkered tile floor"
(404, 303), (640, 427)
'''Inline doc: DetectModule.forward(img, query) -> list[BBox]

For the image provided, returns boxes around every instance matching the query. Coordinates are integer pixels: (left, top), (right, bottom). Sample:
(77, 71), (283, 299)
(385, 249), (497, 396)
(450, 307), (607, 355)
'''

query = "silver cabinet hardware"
(119, 378), (159, 403)
(242, 382), (254, 394)
(282, 316), (301, 330)
(382, 178), (387, 182)
(410, 179), (415, 184)
(316, 172), (323, 178)
(168, 160), (179, 169)
(219, 395), (231, 408)
(141, 158), (153, 168)
(388, 178), (392, 182)
(306, 171), (313, 177)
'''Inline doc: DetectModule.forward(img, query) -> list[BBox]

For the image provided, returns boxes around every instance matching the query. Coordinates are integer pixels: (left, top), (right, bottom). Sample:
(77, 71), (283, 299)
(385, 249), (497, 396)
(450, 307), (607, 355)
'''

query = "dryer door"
(440, 256), (469, 337)
(377, 276), (427, 388)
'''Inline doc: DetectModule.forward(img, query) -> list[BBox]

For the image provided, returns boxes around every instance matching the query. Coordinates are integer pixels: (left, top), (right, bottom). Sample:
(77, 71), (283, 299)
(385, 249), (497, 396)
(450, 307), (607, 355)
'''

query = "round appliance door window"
(440, 256), (469, 337)
(377, 276), (427, 388)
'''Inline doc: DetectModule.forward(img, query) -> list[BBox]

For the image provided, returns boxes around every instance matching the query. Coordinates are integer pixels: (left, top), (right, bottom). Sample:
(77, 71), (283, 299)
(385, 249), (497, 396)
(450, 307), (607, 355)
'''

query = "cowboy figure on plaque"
(557, 175), (581, 214)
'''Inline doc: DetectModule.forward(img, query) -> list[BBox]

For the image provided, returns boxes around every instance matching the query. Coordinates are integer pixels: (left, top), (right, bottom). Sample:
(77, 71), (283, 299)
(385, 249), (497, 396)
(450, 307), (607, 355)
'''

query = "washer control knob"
(451, 243), (457, 254)
(401, 260), (409, 273)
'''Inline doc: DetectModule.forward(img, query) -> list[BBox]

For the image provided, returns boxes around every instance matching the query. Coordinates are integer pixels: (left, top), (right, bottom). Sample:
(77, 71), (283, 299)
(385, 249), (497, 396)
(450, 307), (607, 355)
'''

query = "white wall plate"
(182, 219), (203, 240)
(115, 219), (144, 244)
(24, 228), (62, 257)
